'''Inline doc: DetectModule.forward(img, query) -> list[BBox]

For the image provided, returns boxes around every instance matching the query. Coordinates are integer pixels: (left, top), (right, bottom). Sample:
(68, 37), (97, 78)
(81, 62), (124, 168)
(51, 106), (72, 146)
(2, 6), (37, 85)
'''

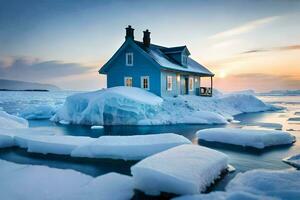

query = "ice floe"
(15, 134), (95, 155)
(91, 125), (104, 129)
(288, 117), (300, 122)
(0, 159), (134, 200)
(52, 87), (278, 126)
(71, 133), (191, 160)
(20, 105), (56, 120)
(131, 144), (228, 196)
(174, 169), (300, 200)
(283, 154), (300, 169)
(197, 128), (295, 149)
(0, 110), (28, 129)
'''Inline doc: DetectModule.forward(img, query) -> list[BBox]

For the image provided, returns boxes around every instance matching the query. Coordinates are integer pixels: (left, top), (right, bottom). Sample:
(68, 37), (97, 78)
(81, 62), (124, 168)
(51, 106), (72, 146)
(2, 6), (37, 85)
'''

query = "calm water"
(0, 91), (299, 195)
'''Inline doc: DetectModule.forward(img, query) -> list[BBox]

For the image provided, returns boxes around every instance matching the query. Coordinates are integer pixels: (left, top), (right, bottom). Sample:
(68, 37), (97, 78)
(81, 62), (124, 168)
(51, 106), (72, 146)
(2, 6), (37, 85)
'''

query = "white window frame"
(140, 76), (150, 90)
(126, 53), (133, 66)
(189, 77), (194, 91)
(167, 75), (173, 91)
(124, 77), (133, 87)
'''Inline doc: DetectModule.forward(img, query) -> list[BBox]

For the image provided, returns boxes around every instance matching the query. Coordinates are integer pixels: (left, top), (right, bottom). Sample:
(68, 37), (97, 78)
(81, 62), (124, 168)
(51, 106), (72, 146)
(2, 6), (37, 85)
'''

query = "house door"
(184, 77), (189, 94)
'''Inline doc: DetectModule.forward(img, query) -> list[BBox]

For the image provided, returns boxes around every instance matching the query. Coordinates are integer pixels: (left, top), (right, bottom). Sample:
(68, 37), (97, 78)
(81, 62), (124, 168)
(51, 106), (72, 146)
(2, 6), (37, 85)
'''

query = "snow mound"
(15, 134), (95, 155)
(283, 154), (300, 169)
(0, 159), (134, 200)
(71, 133), (191, 160)
(52, 87), (277, 125)
(226, 169), (300, 200)
(131, 144), (228, 195)
(0, 111), (28, 129)
(52, 87), (163, 125)
(197, 128), (295, 149)
(20, 105), (55, 119)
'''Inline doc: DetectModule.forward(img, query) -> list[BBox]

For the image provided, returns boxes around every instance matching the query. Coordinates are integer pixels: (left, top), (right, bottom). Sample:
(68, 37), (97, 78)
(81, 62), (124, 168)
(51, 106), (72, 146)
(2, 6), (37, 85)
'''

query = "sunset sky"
(0, 0), (299, 92)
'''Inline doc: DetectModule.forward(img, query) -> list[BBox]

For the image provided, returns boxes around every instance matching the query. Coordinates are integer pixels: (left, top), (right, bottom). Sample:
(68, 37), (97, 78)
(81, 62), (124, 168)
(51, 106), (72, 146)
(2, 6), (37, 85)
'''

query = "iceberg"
(0, 110), (28, 129)
(52, 87), (278, 126)
(0, 159), (134, 200)
(15, 134), (95, 155)
(283, 154), (300, 169)
(71, 133), (191, 160)
(131, 144), (228, 195)
(197, 128), (295, 149)
(19, 105), (56, 120)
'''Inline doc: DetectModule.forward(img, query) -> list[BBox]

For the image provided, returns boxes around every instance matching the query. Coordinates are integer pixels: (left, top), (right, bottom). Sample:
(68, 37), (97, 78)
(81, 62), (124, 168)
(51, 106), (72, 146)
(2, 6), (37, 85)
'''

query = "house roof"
(134, 41), (214, 76)
(99, 39), (214, 76)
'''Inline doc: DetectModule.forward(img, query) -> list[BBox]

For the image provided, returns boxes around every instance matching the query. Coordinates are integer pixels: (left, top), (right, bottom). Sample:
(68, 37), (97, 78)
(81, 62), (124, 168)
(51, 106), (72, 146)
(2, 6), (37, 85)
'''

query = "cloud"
(214, 73), (300, 92)
(241, 44), (300, 54)
(209, 16), (280, 40)
(0, 57), (95, 83)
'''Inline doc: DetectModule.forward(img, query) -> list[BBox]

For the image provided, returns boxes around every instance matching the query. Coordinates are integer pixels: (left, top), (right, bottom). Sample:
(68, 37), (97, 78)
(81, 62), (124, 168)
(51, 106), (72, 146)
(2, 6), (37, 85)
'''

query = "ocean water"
(0, 91), (299, 196)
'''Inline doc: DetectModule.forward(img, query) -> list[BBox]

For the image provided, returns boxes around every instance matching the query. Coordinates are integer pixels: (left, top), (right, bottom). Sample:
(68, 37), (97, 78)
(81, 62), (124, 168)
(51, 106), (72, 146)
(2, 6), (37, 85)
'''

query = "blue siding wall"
(106, 44), (161, 96)
(160, 71), (180, 97)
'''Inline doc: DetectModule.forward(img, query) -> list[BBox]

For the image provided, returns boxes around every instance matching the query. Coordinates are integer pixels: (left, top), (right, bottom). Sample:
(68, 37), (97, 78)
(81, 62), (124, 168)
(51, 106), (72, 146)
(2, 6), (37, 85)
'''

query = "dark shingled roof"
(134, 40), (214, 76)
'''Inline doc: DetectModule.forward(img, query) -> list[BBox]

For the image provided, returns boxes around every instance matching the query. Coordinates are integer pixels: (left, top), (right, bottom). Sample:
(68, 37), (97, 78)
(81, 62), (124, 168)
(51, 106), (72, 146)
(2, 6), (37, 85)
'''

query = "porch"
(179, 74), (213, 97)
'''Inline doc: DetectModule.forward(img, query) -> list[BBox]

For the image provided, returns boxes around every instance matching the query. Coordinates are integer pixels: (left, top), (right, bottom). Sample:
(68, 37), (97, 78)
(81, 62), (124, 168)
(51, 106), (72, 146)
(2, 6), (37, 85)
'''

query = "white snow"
(131, 144), (228, 196)
(15, 134), (95, 155)
(174, 169), (300, 200)
(0, 159), (134, 200)
(71, 133), (191, 160)
(283, 154), (300, 169)
(20, 105), (55, 119)
(91, 125), (104, 129)
(0, 111), (28, 129)
(52, 87), (276, 125)
(197, 128), (295, 149)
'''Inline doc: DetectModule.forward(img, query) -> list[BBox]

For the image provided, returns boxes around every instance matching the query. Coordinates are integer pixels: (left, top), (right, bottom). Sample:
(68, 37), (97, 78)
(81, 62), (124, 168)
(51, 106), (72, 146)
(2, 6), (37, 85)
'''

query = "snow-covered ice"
(71, 133), (191, 160)
(15, 134), (95, 155)
(226, 169), (300, 200)
(0, 110), (28, 129)
(173, 191), (276, 200)
(52, 87), (278, 125)
(20, 105), (55, 119)
(197, 128), (295, 149)
(174, 169), (300, 200)
(283, 154), (300, 169)
(0, 159), (134, 200)
(131, 144), (228, 195)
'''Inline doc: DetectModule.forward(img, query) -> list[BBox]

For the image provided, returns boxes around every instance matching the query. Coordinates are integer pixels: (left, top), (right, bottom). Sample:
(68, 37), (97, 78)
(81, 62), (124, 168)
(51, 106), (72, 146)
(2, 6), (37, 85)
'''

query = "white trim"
(126, 53), (133, 66)
(140, 76), (150, 90)
(167, 75), (173, 91)
(189, 77), (194, 91)
(124, 77), (133, 87)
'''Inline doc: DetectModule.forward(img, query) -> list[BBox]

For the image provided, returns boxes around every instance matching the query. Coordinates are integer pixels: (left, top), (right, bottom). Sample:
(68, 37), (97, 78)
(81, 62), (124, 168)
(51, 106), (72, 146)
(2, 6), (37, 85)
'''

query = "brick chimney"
(143, 29), (151, 47)
(125, 25), (134, 40)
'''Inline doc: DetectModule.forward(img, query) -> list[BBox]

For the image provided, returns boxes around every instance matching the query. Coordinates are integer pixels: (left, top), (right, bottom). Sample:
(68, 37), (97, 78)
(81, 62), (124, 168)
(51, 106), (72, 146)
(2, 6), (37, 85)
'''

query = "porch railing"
(196, 87), (212, 97)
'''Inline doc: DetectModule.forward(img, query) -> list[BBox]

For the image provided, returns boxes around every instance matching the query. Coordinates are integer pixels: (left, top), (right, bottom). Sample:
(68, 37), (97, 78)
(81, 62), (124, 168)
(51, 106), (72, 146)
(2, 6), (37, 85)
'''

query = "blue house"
(99, 26), (214, 97)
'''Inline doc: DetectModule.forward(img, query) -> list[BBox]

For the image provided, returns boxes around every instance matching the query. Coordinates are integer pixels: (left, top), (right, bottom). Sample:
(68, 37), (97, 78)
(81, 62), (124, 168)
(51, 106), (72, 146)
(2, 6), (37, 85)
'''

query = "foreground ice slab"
(52, 87), (277, 125)
(174, 169), (300, 200)
(131, 144), (228, 195)
(15, 134), (95, 155)
(283, 154), (300, 169)
(0, 111), (28, 129)
(72, 133), (191, 160)
(0, 160), (134, 200)
(173, 191), (276, 200)
(197, 128), (295, 149)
